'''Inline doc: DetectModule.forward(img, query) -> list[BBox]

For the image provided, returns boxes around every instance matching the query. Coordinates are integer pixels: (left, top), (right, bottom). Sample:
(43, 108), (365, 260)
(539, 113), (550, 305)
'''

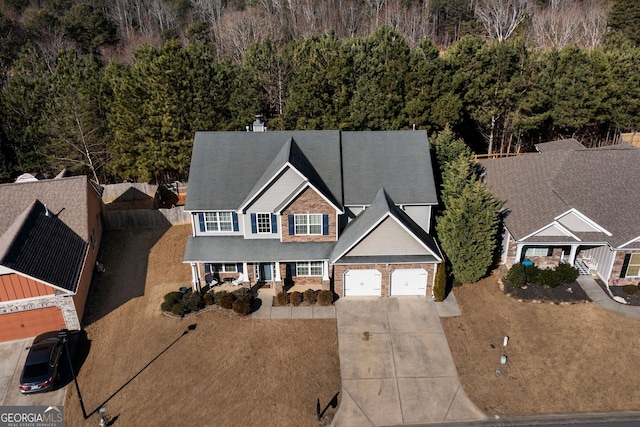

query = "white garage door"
(390, 269), (427, 296)
(344, 269), (382, 296)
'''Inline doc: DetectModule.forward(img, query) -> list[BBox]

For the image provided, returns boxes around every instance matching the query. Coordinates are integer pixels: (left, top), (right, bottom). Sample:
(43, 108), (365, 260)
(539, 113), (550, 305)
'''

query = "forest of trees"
(0, 0), (639, 184)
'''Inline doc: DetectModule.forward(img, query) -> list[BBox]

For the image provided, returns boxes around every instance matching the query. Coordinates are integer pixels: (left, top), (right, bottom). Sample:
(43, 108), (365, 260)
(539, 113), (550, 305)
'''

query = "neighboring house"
(0, 176), (103, 342)
(480, 139), (640, 286)
(183, 126), (443, 297)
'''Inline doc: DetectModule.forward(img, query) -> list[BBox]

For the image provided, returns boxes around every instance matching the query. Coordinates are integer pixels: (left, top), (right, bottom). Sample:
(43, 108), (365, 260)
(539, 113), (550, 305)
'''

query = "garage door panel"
(391, 269), (427, 296)
(0, 308), (66, 342)
(344, 269), (381, 297)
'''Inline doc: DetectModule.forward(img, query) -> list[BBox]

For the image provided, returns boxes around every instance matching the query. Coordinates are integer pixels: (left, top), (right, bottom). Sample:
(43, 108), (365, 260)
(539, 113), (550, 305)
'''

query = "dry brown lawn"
(65, 225), (341, 427)
(442, 272), (640, 416)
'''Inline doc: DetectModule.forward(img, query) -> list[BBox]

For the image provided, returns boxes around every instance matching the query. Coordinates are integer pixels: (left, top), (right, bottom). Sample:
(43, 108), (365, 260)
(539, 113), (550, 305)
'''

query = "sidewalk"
(577, 276), (640, 319)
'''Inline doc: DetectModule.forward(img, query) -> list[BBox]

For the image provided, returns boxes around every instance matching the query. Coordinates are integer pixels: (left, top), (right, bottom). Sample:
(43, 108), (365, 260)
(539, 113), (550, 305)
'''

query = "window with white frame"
(257, 213), (272, 233)
(294, 214), (322, 235)
(524, 247), (548, 257)
(625, 253), (640, 277)
(204, 212), (233, 231)
(296, 261), (323, 276)
(215, 264), (237, 273)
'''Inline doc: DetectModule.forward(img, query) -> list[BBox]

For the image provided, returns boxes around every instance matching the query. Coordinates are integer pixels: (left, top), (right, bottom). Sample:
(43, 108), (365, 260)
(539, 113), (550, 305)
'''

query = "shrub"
(232, 287), (254, 300)
(555, 263), (579, 284)
(505, 263), (527, 288)
(290, 291), (302, 306)
(182, 291), (204, 313)
(203, 292), (214, 306)
(433, 263), (447, 302)
(317, 290), (333, 306)
(164, 291), (183, 305)
(232, 297), (252, 316)
(275, 291), (289, 306)
(303, 289), (318, 305)
(171, 303), (185, 316)
(216, 292), (236, 309)
(538, 268), (562, 288)
(623, 285), (638, 295)
(160, 300), (173, 312)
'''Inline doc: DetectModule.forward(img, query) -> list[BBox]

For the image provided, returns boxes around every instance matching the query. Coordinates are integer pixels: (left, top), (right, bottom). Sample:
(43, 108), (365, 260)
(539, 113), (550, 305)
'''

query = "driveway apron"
(332, 297), (485, 426)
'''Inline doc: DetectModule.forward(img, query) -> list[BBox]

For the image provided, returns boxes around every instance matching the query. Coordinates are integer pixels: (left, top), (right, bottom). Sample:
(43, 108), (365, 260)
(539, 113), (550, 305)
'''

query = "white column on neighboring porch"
(242, 262), (249, 282)
(323, 260), (330, 281)
(568, 245), (578, 265)
(275, 262), (281, 281)
(190, 263), (199, 291)
(514, 244), (523, 263)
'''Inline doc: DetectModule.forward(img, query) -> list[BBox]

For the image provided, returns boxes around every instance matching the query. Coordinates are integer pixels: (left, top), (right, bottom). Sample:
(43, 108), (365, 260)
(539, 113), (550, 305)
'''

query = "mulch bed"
(503, 281), (591, 303)
(597, 280), (640, 306)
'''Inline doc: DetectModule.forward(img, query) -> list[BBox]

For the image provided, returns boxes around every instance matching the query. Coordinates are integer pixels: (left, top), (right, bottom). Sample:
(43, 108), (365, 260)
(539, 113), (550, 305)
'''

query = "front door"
(258, 263), (272, 281)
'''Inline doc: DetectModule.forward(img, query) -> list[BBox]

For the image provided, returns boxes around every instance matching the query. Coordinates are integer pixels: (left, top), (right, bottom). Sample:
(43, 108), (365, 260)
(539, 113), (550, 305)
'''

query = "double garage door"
(344, 269), (428, 297)
(0, 307), (66, 342)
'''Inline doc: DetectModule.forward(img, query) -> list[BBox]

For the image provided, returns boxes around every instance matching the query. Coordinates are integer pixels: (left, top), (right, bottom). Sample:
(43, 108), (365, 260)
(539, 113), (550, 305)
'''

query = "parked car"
(19, 331), (65, 394)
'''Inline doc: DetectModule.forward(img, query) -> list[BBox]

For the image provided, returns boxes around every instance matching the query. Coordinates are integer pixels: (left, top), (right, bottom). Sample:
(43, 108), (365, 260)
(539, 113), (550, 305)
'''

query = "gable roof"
(0, 200), (88, 292)
(330, 188), (442, 263)
(480, 144), (640, 247)
(185, 131), (438, 212)
(239, 137), (342, 212)
(534, 138), (584, 152)
(0, 175), (97, 242)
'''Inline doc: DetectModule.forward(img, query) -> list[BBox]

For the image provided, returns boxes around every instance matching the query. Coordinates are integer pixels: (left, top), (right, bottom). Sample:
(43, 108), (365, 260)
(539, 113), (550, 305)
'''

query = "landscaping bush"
(203, 292), (214, 306)
(290, 291), (302, 306)
(505, 263), (527, 288)
(171, 302), (185, 316)
(538, 267), (562, 288)
(317, 290), (333, 306)
(433, 263), (447, 302)
(232, 287), (254, 300)
(182, 290), (204, 313)
(160, 300), (173, 312)
(232, 297), (252, 316)
(555, 263), (579, 284)
(303, 289), (318, 305)
(216, 292), (236, 309)
(275, 291), (289, 306)
(623, 285), (638, 295)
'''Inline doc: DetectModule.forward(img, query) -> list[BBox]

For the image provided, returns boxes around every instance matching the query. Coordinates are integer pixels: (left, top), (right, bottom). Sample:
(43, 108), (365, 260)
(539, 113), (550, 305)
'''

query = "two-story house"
(183, 126), (443, 297)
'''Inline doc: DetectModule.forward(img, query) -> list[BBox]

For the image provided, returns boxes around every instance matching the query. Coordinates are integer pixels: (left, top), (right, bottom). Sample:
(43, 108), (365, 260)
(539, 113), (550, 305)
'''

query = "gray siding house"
(183, 127), (443, 297)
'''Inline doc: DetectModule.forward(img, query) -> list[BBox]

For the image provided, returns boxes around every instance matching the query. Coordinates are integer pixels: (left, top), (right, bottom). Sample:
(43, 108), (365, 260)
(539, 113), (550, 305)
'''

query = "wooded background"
(0, 0), (638, 184)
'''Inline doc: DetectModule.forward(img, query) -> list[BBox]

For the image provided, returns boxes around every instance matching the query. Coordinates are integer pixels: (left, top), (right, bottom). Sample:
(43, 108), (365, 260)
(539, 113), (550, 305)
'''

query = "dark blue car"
(19, 331), (64, 394)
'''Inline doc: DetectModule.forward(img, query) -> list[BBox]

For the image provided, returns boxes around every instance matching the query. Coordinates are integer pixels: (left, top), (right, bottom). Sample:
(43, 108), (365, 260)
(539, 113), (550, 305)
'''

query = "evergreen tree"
(608, 0), (640, 46)
(436, 175), (501, 283)
(431, 125), (473, 174)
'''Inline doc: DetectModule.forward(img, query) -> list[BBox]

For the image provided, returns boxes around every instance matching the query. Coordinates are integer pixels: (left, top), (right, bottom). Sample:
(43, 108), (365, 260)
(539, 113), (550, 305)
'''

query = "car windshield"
(23, 362), (49, 379)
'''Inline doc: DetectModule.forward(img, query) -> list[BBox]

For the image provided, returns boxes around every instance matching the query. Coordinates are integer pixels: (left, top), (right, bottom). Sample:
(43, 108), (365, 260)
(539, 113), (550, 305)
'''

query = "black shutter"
(620, 253), (631, 278)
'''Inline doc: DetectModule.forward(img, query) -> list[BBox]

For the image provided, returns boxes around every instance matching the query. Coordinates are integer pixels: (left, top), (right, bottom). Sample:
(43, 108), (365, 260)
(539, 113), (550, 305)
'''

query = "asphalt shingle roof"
(480, 145), (640, 247)
(185, 131), (438, 211)
(0, 200), (88, 292)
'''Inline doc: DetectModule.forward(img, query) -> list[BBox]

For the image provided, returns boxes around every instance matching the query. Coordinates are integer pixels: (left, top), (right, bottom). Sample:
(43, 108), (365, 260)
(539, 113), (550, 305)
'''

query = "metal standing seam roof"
(480, 145), (640, 247)
(0, 200), (88, 293)
(185, 130), (438, 212)
(330, 188), (442, 263)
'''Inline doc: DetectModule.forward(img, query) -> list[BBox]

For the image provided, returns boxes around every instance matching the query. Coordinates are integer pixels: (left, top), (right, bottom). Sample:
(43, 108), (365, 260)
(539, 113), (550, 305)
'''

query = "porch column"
(190, 263), (199, 291)
(242, 262), (249, 282)
(514, 244), (523, 263)
(323, 260), (330, 281)
(275, 262), (281, 281)
(568, 245), (578, 265)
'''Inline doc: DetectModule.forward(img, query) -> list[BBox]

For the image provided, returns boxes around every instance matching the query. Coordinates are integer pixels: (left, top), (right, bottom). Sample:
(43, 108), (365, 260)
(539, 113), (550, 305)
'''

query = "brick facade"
(333, 263), (436, 298)
(281, 187), (337, 242)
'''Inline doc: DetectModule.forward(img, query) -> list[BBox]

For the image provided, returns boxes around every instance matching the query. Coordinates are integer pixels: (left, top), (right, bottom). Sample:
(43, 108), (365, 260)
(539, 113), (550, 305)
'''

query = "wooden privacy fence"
(103, 205), (191, 229)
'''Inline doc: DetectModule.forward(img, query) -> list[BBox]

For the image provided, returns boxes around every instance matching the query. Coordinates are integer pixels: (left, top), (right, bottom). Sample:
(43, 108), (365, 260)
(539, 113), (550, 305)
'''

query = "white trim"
(274, 178), (344, 214)
(618, 235), (640, 249)
(238, 164), (291, 212)
(554, 208), (612, 236)
(331, 213), (442, 263)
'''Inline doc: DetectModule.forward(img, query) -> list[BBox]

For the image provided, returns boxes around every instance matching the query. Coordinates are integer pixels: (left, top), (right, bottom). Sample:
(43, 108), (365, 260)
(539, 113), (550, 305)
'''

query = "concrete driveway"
(0, 338), (66, 407)
(332, 297), (485, 426)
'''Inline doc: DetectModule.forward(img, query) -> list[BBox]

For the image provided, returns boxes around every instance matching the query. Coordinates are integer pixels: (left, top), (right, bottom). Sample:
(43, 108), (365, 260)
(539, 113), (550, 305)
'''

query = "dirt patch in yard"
(65, 225), (341, 427)
(441, 271), (640, 415)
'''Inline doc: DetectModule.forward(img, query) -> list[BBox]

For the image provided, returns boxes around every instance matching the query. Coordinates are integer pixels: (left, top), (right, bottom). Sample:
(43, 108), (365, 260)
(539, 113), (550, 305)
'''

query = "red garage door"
(0, 307), (66, 342)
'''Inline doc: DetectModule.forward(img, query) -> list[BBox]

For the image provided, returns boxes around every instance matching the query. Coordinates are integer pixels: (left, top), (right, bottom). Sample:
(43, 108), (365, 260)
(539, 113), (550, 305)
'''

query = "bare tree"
(531, 0), (580, 48)
(191, 0), (225, 25)
(475, 0), (535, 42)
(580, 0), (608, 49)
